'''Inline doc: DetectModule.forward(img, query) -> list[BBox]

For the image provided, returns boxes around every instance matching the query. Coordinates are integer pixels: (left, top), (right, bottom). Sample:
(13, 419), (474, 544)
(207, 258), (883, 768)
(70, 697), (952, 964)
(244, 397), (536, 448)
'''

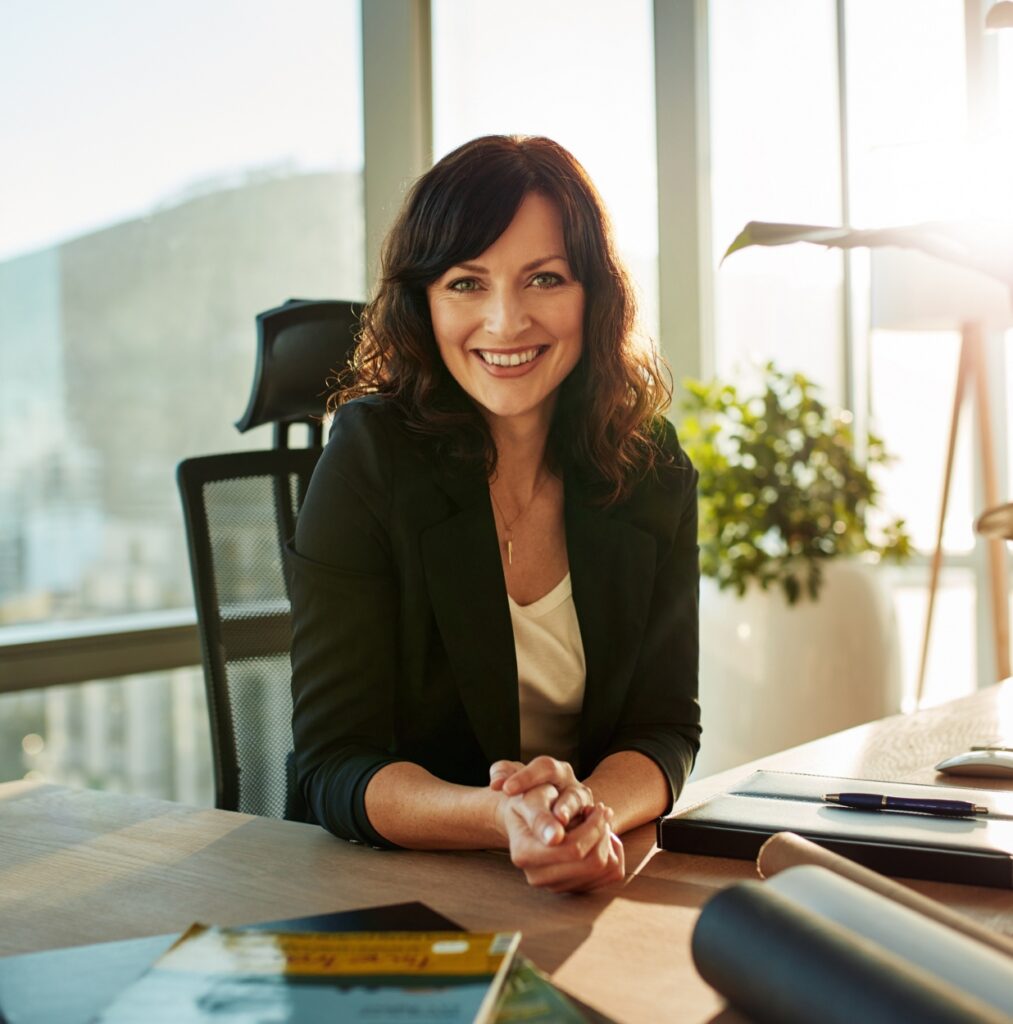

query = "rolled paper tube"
(691, 882), (1010, 1024)
(757, 832), (1013, 959)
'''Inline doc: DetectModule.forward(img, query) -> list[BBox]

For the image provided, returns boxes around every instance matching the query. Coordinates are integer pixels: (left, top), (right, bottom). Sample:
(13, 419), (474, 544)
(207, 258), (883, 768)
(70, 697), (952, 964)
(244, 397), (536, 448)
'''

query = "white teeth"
(479, 347), (541, 367)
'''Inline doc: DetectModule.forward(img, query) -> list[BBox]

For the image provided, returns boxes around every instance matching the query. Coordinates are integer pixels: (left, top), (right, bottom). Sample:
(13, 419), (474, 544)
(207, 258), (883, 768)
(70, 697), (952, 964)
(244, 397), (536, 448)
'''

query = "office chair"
(177, 299), (360, 818)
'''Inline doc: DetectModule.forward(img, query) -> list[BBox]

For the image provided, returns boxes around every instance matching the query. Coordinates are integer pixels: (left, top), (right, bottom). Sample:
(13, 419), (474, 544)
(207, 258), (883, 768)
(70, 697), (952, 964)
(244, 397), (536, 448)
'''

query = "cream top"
(508, 572), (586, 765)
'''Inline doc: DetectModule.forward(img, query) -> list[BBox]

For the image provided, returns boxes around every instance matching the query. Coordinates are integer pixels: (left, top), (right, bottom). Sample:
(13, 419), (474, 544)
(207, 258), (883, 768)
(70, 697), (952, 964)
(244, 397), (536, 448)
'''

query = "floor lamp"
(870, 247), (1013, 702)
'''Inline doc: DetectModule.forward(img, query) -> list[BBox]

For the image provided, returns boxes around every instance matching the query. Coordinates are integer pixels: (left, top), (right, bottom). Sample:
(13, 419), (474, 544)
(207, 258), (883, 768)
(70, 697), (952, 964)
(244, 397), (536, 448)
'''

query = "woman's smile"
(474, 345), (550, 371)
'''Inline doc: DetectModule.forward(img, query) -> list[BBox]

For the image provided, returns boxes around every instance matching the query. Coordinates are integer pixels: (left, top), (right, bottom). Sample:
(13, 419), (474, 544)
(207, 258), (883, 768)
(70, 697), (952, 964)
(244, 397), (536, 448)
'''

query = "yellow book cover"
(91, 927), (521, 1024)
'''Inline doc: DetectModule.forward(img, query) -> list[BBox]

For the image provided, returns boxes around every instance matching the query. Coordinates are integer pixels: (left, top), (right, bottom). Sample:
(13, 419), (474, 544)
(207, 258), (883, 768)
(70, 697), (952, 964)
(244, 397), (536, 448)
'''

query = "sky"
(1, 0), (362, 261)
(1, 0), (669, 267)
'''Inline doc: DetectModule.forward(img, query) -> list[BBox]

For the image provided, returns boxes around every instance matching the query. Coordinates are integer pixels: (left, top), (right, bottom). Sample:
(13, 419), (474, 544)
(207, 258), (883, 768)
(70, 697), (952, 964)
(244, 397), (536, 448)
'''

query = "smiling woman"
(286, 135), (701, 895)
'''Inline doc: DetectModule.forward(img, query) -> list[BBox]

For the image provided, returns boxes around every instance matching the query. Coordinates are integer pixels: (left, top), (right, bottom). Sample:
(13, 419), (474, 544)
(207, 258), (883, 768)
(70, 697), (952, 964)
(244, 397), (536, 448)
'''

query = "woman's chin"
(472, 391), (560, 427)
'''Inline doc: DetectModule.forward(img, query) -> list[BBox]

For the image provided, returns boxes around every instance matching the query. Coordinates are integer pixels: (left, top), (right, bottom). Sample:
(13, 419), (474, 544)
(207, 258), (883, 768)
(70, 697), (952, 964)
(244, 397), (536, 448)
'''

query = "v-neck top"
(508, 572), (586, 765)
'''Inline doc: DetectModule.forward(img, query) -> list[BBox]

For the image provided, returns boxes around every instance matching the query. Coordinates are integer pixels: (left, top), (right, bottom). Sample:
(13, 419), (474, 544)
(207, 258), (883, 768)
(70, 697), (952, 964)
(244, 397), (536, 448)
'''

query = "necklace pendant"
(507, 539), (514, 566)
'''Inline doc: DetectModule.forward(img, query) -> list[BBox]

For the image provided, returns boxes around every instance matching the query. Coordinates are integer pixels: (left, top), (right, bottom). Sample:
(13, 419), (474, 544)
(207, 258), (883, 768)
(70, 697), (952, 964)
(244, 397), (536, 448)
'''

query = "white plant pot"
(694, 559), (902, 779)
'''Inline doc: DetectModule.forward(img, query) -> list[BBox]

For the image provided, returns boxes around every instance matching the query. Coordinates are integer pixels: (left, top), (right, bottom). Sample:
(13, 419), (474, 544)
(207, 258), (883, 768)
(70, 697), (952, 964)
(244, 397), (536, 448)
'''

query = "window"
(0, 0), (364, 796)
(709, 0), (843, 394)
(431, 0), (660, 339)
(845, 0), (983, 704)
(2, 669), (213, 803)
(1, 0), (363, 630)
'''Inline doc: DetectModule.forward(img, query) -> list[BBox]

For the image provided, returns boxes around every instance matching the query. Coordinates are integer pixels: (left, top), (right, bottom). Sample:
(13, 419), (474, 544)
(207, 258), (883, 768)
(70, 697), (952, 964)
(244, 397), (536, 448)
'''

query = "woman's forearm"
(363, 761), (508, 850)
(583, 750), (669, 835)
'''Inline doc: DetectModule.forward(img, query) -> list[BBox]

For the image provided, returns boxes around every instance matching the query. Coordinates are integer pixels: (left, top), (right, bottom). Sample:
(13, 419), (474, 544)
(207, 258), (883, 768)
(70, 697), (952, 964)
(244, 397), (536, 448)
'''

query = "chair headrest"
(235, 298), (361, 434)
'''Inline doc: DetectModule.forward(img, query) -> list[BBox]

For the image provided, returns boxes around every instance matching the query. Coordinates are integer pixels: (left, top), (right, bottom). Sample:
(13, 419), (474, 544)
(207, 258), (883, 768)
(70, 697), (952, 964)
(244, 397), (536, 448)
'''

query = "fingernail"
(542, 825), (557, 843)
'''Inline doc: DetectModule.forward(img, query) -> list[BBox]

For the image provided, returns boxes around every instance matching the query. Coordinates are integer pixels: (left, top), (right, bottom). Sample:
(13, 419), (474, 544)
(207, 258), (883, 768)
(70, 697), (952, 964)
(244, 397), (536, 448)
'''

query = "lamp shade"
(870, 247), (1013, 332)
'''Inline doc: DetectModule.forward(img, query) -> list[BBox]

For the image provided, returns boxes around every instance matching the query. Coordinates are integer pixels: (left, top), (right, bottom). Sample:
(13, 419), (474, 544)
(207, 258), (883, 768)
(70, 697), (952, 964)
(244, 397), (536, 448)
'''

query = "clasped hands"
(489, 756), (624, 894)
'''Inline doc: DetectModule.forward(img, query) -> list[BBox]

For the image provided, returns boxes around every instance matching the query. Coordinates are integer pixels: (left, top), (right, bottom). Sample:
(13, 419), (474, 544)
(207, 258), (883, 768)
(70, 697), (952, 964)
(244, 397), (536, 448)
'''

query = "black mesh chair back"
(178, 298), (359, 818)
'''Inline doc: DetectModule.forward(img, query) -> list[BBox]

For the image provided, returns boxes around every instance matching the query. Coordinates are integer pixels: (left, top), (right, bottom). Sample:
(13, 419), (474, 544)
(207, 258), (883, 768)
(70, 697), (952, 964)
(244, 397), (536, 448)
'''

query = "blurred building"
(0, 167), (362, 798)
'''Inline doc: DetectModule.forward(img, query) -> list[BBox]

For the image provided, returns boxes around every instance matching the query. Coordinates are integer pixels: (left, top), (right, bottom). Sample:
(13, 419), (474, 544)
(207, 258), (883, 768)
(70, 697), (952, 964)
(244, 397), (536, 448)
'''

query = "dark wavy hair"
(335, 134), (673, 505)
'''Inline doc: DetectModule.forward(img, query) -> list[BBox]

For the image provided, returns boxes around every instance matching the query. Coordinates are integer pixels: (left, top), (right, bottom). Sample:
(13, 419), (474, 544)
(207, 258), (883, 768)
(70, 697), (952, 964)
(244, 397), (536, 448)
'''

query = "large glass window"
(431, 0), (659, 339)
(845, 0), (969, 554)
(709, 0), (844, 395)
(1, 0), (364, 795)
(0, 0), (363, 632)
(845, 0), (980, 702)
(0, 669), (214, 804)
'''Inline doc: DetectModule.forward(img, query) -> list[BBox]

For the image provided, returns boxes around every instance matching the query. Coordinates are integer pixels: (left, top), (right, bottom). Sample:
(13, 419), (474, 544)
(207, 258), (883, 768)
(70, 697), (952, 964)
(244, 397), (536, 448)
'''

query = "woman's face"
(426, 192), (584, 432)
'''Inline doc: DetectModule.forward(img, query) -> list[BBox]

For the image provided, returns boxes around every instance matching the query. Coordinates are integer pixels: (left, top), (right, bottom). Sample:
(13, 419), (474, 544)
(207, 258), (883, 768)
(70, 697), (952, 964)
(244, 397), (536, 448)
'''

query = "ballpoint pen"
(823, 793), (989, 817)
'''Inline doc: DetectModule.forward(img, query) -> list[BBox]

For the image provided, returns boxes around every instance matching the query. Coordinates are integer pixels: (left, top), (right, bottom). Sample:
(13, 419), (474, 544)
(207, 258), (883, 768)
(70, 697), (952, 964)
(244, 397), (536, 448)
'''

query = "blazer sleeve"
(600, 438), (701, 812)
(286, 402), (403, 848)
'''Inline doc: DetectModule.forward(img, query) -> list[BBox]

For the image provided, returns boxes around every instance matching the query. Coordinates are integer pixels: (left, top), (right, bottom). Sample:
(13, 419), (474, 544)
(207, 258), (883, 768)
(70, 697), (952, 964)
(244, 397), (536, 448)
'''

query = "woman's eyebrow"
(451, 255), (569, 274)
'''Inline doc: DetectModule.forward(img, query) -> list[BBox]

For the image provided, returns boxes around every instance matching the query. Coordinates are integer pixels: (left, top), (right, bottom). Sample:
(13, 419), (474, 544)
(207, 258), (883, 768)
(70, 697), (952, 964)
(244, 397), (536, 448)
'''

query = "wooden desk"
(2, 682), (1012, 1024)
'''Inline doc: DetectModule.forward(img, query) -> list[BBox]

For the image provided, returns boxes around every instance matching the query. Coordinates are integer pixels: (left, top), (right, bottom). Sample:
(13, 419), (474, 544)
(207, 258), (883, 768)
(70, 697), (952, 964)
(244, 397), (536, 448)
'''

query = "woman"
(287, 135), (700, 894)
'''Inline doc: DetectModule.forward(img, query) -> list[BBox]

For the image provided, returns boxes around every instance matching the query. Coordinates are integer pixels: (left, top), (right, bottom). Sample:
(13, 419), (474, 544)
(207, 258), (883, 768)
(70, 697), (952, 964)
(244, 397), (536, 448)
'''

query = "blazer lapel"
(420, 465), (520, 763)
(565, 475), (657, 772)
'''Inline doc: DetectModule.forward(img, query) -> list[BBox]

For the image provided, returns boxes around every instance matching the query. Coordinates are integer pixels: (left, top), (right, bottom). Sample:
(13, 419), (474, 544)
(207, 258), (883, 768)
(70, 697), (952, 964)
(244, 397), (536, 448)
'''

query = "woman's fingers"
(563, 830), (626, 894)
(501, 755), (576, 797)
(510, 803), (615, 887)
(545, 820), (613, 892)
(488, 760), (526, 791)
(501, 767), (626, 893)
(493, 757), (591, 833)
(505, 783), (564, 846)
(551, 784), (594, 827)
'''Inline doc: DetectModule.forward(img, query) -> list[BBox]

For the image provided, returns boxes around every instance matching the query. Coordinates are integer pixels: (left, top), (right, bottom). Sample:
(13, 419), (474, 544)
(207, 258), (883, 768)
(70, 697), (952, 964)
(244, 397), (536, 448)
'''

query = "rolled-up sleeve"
(602, 442), (701, 812)
(286, 405), (404, 847)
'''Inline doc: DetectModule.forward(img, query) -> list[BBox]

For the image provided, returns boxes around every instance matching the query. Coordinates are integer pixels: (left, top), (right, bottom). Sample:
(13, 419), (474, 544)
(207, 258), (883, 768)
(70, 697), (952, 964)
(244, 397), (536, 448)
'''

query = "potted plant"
(679, 362), (912, 604)
(681, 363), (913, 778)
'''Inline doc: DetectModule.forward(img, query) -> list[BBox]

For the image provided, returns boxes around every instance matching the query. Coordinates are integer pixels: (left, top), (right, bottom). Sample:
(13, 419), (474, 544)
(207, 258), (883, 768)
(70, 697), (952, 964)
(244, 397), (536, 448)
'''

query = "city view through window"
(0, 0), (364, 799)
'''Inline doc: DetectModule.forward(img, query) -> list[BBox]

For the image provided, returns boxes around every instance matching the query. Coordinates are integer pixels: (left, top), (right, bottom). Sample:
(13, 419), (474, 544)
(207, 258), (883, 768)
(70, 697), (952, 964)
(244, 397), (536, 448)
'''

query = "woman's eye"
(448, 277), (481, 293)
(531, 272), (564, 288)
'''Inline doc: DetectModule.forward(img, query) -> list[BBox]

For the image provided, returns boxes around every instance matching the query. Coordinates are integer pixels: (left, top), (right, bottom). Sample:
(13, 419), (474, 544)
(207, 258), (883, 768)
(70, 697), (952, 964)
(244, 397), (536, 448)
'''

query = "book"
(0, 903), (458, 1024)
(691, 865), (1013, 1023)
(657, 770), (1013, 887)
(91, 926), (520, 1024)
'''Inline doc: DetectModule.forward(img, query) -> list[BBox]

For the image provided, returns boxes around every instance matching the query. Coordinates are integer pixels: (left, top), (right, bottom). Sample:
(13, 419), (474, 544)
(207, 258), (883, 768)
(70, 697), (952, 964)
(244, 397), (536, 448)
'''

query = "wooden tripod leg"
(915, 334), (973, 706)
(969, 324), (1011, 681)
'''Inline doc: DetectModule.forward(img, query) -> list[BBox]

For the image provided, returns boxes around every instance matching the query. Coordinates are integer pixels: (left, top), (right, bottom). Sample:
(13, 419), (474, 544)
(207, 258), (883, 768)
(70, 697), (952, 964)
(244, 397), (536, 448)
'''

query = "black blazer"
(287, 396), (700, 847)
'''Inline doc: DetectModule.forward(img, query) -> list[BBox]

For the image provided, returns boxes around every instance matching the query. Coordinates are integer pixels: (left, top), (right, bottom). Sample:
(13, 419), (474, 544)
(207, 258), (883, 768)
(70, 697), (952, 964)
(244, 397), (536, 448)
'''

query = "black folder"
(657, 770), (1013, 888)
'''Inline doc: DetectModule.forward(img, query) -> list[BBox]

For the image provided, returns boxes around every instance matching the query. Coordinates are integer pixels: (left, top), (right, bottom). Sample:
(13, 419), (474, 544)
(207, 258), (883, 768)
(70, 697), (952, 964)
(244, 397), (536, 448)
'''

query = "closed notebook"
(658, 770), (1013, 888)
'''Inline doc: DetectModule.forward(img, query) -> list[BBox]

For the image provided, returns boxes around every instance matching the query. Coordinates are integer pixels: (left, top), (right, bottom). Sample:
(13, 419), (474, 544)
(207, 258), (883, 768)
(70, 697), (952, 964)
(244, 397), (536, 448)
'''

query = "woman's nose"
(483, 288), (531, 342)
